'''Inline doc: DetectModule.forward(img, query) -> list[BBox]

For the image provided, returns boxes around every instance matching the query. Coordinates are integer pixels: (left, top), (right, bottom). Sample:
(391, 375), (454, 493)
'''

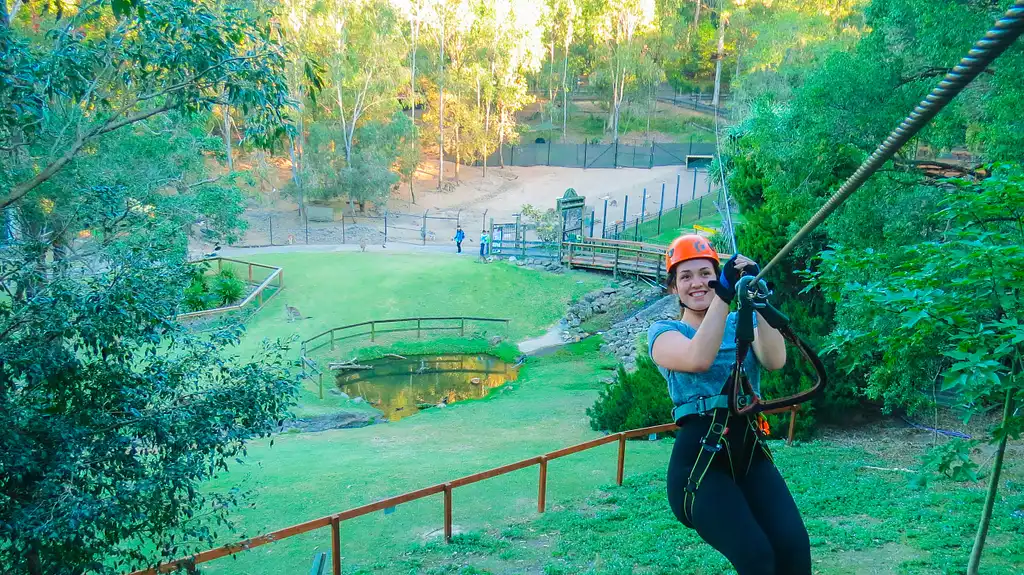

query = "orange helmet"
(665, 234), (719, 276)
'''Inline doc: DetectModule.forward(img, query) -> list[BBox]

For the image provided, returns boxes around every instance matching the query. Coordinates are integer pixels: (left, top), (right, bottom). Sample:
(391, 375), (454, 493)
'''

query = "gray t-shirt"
(647, 313), (761, 409)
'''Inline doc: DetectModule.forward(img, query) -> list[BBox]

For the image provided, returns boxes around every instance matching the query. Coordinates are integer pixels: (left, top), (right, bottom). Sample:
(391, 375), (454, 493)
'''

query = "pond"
(334, 354), (519, 421)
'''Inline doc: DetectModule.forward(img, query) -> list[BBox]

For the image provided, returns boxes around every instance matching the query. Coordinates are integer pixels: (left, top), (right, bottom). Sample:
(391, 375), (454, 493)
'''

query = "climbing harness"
(718, 1), (1024, 416)
(679, 407), (776, 524)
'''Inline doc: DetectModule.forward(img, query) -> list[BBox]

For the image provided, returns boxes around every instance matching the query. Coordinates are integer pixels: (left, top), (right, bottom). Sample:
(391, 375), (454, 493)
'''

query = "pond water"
(334, 354), (519, 421)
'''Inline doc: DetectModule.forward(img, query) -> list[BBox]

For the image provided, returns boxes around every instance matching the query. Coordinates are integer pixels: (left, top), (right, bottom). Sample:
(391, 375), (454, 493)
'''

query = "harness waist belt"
(673, 394), (752, 422)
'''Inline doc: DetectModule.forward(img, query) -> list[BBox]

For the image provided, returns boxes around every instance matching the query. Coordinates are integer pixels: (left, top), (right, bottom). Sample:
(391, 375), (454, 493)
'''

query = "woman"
(648, 234), (810, 575)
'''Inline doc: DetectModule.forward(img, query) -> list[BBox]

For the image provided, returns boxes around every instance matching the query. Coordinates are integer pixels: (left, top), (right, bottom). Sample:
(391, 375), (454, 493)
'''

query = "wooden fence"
(127, 406), (799, 575)
(175, 257), (284, 321)
(301, 317), (510, 357)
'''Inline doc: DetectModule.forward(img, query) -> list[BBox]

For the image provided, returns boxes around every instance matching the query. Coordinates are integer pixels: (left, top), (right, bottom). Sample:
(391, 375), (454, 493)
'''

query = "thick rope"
(754, 1), (1024, 282)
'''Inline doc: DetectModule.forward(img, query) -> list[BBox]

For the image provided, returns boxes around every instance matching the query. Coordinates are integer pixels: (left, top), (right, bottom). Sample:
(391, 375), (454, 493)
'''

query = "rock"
(352, 396), (365, 404)
(276, 410), (373, 433)
(516, 259), (526, 266)
(328, 388), (343, 396)
(568, 317), (581, 328)
(508, 256), (517, 262)
(486, 255), (496, 262)
(339, 391), (350, 399)
(602, 286), (617, 294)
(489, 335), (504, 345)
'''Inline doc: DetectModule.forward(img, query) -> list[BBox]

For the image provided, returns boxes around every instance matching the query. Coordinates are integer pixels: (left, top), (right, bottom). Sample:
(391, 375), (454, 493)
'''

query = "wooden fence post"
(443, 483), (453, 543)
(331, 517), (341, 575)
(788, 406), (798, 446)
(371, 323), (376, 342)
(538, 457), (548, 513)
(417, 319), (422, 339)
(616, 434), (627, 486)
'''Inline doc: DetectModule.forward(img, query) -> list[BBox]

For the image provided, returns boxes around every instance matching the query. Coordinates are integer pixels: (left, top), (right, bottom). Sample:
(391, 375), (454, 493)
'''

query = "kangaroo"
(285, 305), (311, 322)
(359, 236), (368, 252)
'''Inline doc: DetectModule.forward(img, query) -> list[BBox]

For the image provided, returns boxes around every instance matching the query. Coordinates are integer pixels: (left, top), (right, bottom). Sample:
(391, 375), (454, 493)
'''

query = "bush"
(182, 266), (247, 312)
(211, 268), (246, 305)
(587, 354), (675, 434)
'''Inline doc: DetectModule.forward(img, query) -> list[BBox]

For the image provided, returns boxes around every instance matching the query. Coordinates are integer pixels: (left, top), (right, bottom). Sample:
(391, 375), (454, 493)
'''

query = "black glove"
(709, 254), (760, 304)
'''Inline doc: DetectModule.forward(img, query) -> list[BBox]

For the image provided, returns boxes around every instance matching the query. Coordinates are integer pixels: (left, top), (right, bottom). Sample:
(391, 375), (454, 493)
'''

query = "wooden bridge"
(561, 238), (667, 282)
(560, 237), (733, 281)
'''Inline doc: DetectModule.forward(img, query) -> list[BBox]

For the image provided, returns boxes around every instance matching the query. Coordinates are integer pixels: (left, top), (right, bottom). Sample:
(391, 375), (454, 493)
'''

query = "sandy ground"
(394, 161), (713, 237)
(224, 160), (713, 249)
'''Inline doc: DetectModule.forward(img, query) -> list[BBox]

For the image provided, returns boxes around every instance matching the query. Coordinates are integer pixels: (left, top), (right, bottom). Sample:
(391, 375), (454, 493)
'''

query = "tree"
(808, 164), (1024, 575)
(0, 248), (297, 575)
(592, 0), (659, 142)
(0, 3), (298, 573)
(0, 0), (290, 212)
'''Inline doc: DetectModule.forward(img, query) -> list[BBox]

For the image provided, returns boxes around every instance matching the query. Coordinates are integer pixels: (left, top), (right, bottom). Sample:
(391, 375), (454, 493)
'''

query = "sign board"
(693, 224), (718, 234)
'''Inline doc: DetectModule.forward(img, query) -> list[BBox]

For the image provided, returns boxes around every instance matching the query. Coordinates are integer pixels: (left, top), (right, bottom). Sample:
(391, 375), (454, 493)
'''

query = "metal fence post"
(511, 145), (515, 166)
(657, 183), (665, 235)
(691, 168), (698, 200)
(384, 212), (388, 244)
(649, 141), (655, 169)
(341, 213), (346, 244)
(698, 196), (703, 220)
(639, 190), (646, 240)
(601, 199), (608, 239)
(269, 215), (274, 245)
(422, 210), (428, 245)
(675, 174), (681, 210)
(622, 196), (628, 235)
(583, 140), (588, 169)
(547, 138), (551, 165)
(613, 140), (619, 168)
(305, 211), (309, 244)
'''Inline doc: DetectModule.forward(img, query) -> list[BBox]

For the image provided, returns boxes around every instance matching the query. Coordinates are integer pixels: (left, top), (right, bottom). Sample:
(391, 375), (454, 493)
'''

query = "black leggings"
(667, 411), (811, 575)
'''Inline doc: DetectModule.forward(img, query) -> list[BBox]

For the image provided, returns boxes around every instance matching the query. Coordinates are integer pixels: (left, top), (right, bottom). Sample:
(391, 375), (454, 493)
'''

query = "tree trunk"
(498, 107), (506, 168)
(409, 178), (416, 205)
(483, 100), (491, 177)
(288, 136), (304, 214)
(222, 103), (233, 171)
(966, 388), (1015, 575)
(438, 18), (445, 188)
(549, 39), (556, 124)
(712, 7), (726, 108)
(562, 37), (569, 140)
(410, 17), (418, 123)
(455, 124), (461, 178)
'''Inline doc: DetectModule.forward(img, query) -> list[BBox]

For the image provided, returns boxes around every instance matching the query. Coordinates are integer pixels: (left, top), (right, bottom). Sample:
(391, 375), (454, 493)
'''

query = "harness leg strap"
(682, 411), (729, 525)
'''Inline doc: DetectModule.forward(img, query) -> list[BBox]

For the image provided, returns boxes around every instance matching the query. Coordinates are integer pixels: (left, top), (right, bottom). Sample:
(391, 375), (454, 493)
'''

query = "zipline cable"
(754, 1), (1024, 283)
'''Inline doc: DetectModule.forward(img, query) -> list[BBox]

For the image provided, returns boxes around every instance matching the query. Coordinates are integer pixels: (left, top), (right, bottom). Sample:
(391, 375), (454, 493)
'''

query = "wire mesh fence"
(475, 140), (715, 169)
(231, 207), (467, 248)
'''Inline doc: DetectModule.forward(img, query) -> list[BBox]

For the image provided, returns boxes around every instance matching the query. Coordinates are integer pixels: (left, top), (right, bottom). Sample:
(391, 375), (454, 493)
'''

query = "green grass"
(340, 440), (1024, 575)
(197, 339), (669, 575)
(221, 252), (605, 416)
(610, 193), (738, 245)
(168, 251), (1022, 575)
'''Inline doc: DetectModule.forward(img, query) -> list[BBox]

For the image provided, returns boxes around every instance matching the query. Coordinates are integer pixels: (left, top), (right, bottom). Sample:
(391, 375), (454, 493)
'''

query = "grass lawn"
(185, 331), (1023, 575)
(380, 437), (1023, 575)
(215, 252), (606, 416)
(197, 338), (678, 574)
(170, 252), (1021, 575)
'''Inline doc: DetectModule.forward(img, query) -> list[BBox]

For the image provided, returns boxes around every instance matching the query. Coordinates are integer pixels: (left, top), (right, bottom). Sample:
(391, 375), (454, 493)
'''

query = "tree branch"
(1, 102), (176, 210)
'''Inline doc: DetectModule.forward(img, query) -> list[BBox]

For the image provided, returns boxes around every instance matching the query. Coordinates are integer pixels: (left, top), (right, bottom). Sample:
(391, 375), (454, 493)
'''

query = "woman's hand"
(709, 254), (760, 304)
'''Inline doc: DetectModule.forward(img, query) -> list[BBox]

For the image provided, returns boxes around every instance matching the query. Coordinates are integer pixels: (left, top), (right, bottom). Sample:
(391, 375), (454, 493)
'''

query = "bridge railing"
(301, 317), (511, 357)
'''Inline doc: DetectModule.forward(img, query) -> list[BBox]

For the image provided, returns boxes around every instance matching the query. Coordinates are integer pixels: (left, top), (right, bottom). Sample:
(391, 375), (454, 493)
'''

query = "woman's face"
(672, 258), (717, 310)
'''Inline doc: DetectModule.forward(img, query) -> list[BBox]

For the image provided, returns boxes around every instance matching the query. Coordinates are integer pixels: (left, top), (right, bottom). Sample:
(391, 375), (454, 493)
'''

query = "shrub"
(587, 354), (675, 434)
(211, 268), (246, 305)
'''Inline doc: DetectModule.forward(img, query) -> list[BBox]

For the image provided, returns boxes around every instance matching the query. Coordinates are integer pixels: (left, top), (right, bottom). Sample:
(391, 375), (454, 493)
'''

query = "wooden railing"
(127, 407), (800, 575)
(301, 317), (511, 356)
(561, 241), (665, 281)
(175, 257), (284, 321)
